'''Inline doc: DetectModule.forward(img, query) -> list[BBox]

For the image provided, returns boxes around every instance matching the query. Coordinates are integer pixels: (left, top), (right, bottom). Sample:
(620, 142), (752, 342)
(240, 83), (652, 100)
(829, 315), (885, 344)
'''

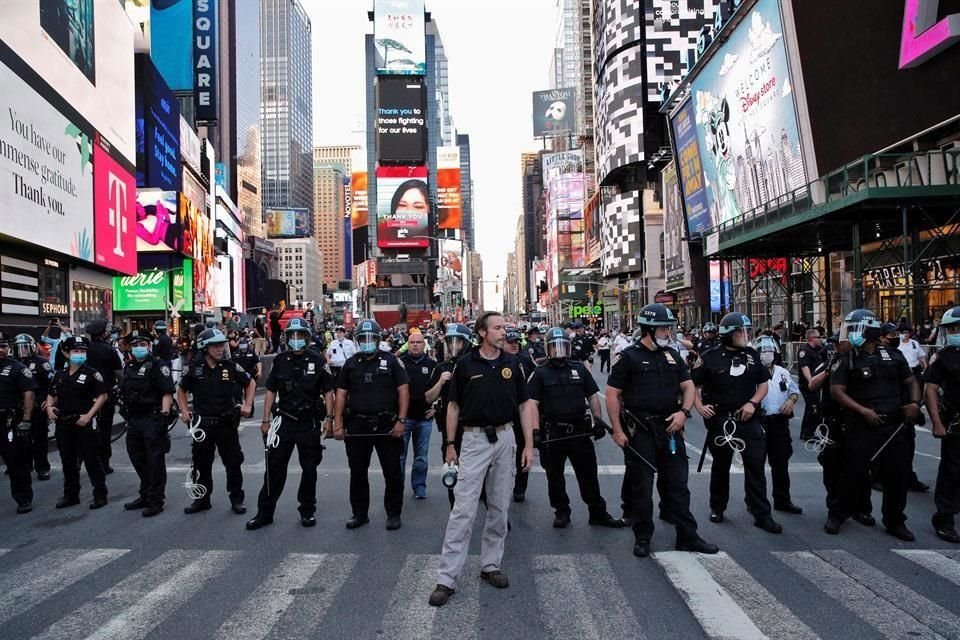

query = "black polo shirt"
(796, 344), (826, 393)
(180, 359), (252, 416)
(49, 364), (108, 415)
(21, 355), (53, 397)
(690, 346), (770, 411)
(0, 357), (38, 411)
(924, 346), (960, 411)
(337, 352), (409, 414)
(400, 353), (437, 420)
(527, 360), (598, 420)
(86, 338), (123, 388)
(831, 346), (912, 415)
(448, 348), (529, 426)
(608, 344), (689, 415)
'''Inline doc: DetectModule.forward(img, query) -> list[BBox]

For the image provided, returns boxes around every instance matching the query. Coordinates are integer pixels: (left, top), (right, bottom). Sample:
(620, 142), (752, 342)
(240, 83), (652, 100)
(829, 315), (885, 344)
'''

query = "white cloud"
(747, 10), (782, 61)
(718, 53), (739, 76)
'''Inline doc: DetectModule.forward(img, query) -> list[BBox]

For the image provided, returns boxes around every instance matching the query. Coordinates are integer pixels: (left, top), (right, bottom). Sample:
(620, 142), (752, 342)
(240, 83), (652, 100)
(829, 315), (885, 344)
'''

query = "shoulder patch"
(94, 372), (104, 382)
(798, 350), (806, 359)
(830, 360), (841, 373)
(22, 367), (33, 379)
(160, 365), (171, 377)
(42, 362), (52, 372)
(236, 363), (246, 373)
(501, 367), (513, 380)
(692, 357), (703, 369)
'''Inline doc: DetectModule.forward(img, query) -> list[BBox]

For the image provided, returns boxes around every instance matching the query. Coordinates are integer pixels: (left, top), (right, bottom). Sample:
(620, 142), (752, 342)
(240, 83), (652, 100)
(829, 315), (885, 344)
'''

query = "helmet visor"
(547, 337), (571, 359)
(445, 336), (466, 358)
(839, 319), (870, 345)
(727, 326), (753, 347)
(357, 334), (379, 353)
(14, 342), (35, 359)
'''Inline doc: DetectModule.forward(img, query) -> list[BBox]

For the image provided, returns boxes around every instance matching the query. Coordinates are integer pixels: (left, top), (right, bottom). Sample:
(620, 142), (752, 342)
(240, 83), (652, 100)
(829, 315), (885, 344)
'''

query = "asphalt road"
(1, 366), (958, 640)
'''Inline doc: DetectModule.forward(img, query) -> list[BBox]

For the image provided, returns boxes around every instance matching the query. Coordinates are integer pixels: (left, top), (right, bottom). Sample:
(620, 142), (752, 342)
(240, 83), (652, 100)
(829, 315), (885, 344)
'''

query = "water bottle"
(668, 432), (677, 455)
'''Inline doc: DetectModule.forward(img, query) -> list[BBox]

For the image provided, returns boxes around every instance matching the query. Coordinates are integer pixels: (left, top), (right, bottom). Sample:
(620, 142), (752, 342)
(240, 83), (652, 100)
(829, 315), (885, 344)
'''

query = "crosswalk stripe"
(268, 552), (357, 640)
(893, 550), (960, 586)
(381, 555), (481, 640)
(654, 551), (766, 640)
(0, 549), (129, 625)
(533, 554), (646, 640)
(31, 550), (238, 640)
(775, 550), (956, 639)
(696, 553), (820, 640)
(213, 553), (354, 640)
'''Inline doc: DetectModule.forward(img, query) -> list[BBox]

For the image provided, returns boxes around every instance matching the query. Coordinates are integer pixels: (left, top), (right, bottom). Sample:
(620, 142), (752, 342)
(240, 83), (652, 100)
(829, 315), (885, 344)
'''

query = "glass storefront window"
(73, 282), (113, 332)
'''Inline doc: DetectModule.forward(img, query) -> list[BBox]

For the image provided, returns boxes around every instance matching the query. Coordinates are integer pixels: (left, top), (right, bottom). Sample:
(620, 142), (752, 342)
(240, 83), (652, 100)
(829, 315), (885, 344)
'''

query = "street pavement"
(1, 366), (958, 640)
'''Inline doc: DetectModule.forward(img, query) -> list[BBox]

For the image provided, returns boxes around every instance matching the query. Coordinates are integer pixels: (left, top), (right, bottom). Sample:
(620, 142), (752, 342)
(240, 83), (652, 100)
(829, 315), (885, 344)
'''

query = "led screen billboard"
(148, 0), (193, 91)
(113, 268), (168, 312)
(662, 161), (691, 291)
(686, 0), (807, 230)
(136, 54), (181, 192)
(670, 98), (711, 237)
(376, 166), (429, 249)
(436, 146), (462, 229)
(265, 208), (311, 238)
(437, 238), (463, 292)
(373, 0), (426, 75)
(532, 88), (575, 137)
(93, 136), (137, 275)
(543, 151), (586, 279)
(376, 77), (426, 164)
(136, 190), (181, 253)
(351, 171), (369, 230)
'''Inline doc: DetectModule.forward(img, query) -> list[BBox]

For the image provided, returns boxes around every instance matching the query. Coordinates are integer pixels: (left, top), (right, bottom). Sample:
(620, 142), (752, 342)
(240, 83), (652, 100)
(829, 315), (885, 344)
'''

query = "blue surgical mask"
(947, 334), (960, 348)
(69, 354), (86, 367)
(288, 338), (306, 351)
(848, 331), (865, 348)
(131, 346), (150, 360)
(359, 341), (378, 355)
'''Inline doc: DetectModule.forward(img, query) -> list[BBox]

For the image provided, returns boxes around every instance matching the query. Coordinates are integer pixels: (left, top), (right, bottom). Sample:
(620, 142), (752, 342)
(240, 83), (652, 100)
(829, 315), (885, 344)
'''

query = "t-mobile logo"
(107, 171), (128, 256)
(900, 0), (960, 68)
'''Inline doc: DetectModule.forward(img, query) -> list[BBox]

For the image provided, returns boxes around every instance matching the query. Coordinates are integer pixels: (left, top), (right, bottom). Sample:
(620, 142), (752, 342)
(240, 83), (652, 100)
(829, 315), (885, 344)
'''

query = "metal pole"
(852, 223), (863, 309)
(824, 253), (834, 335)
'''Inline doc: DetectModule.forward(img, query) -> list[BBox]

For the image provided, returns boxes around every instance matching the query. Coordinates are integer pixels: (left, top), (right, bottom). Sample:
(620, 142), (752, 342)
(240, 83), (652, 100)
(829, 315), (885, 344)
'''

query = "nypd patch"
(94, 372), (103, 382)
(830, 360), (841, 373)
(22, 368), (33, 379)
(160, 366), (171, 377)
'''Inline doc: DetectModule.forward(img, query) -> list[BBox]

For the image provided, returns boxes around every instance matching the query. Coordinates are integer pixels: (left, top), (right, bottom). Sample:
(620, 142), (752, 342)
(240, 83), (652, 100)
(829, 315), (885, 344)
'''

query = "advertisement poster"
(670, 99), (710, 237)
(113, 269), (168, 312)
(584, 191), (602, 267)
(532, 88), (575, 137)
(690, 0), (807, 228)
(93, 138), (137, 275)
(265, 208), (311, 238)
(543, 150), (586, 273)
(709, 260), (731, 313)
(0, 60), (94, 263)
(373, 0), (426, 75)
(436, 146), (462, 229)
(662, 161), (691, 291)
(136, 190), (181, 252)
(171, 258), (193, 313)
(136, 54), (181, 192)
(148, 0), (193, 91)
(437, 238), (463, 292)
(376, 77), (426, 164)
(376, 166), (429, 249)
(40, 0), (95, 83)
(350, 171), (369, 230)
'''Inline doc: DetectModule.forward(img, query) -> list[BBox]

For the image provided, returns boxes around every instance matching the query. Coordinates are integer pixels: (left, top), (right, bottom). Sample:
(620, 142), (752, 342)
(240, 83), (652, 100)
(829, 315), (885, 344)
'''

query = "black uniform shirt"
(427, 360), (456, 430)
(266, 350), (334, 422)
(571, 335), (589, 361)
(526, 341), (546, 361)
(448, 349), (529, 426)
(0, 357), (38, 410)
(796, 344), (826, 393)
(527, 360), (598, 420)
(233, 349), (261, 379)
(120, 356), (176, 412)
(180, 359), (252, 416)
(86, 338), (123, 388)
(49, 364), (108, 415)
(399, 353), (437, 420)
(337, 352), (408, 415)
(514, 350), (536, 380)
(696, 337), (719, 353)
(691, 346), (770, 411)
(153, 333), (174, 361)
(608, 344), (689, 415)
(924, 347), (960, 411)
(21, 355), (53, 397)
(830, 346), (912, 415)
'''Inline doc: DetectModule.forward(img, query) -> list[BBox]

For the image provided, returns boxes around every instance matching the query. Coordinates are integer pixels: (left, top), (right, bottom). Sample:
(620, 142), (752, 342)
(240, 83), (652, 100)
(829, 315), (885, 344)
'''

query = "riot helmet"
(938, 306), (960, 348)
(544, 326), (571, 360)
(13, 333), (36, 359)
(637, 303), (677, 347)
(355, 319), (383, 356)
(718, 312), (753, 348)
(284, 317), (312, 352)
(838, 309), (881, 348)
(197, 328), (230, 360)
(444, 323), (471, 359)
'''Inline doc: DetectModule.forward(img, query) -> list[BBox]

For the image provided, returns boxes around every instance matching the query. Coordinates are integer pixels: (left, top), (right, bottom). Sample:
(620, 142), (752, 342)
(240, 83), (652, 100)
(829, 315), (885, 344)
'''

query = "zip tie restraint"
(714, 417), (746, 452)
(804, 422), (834, 453)
(188, 416), (206, 443)
(265, 414), (282, 449)
(183, 467), (207, 500)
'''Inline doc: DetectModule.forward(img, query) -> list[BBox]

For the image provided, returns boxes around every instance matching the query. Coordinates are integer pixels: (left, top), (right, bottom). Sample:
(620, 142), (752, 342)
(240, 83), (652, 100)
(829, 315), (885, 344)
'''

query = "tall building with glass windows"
(260, 0), (313, 216)
(236, 1), (262, 238)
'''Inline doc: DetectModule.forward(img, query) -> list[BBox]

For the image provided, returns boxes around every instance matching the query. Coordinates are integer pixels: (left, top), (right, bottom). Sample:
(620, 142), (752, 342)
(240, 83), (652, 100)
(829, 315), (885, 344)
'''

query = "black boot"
(246, 513), (274, 530)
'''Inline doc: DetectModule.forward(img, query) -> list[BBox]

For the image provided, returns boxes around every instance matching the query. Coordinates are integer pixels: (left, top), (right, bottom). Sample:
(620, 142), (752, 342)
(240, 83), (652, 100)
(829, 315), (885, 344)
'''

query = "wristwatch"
(443, 439), (455, 448)
(748, 400), (761, 410)
(680, 407), (692, 418)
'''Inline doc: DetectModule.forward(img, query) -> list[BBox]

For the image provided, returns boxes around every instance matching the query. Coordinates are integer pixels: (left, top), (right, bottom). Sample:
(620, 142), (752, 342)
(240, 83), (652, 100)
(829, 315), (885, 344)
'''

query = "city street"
(1, 368), (958, 640)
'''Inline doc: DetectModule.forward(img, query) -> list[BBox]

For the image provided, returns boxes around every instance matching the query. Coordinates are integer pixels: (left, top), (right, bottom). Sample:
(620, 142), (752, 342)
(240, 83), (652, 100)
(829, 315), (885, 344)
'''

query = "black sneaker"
(553, 513), (571, 528)
(346, 515), (369, 529)
(246, 514), (274, 530)
(56, 496), (80, 509)
(588, 513), (623, 528)
(933, 518), (960, 544)
(231, 501), (247, 515)
(709, 510), (724, 523)
(385, 515), (402, 530)
(774, 502), (803, 515)
(676, 537), (719, 554)
(909, 479), (931, 493)
(480, 570), (509, 588)
(512, 493), (525, 503)
(824, 518), (842, 535)
(852, 513), (876, 527)
(633, 541), (651, 558)
(142, 504), (164, 517)
(885, 524), (915, 542)
(301, 515), (317, 527)
(754, 516), (783, 534)
(16, 502), (32, 514)
(124, 497), (147, 511)
(428, 584), (455, 606)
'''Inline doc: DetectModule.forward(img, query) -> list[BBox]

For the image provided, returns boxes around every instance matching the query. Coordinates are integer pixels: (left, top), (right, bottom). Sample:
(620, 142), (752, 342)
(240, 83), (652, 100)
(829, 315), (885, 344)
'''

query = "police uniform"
(85, 335), (123, 471)
(608, 344), (706, 547)
(831, 346), (915, 531)
(796, 344), (826, 441)
(696, 337), (719, 354)
(49, 362), (109, 505)
(399, 352), (437, 497)
(0, 350), (37, 510)
(759, 363), (801, 511)
(119, 353), (176, 512)
(257, 349), (333, 521)
(179, 359), (252, 510)
(338, 351), (409, 523)
(153, 331), (174, 365)
(232, 345), (261, 382)
(526, 339), (546, 362)
(510, 346), (536, 501)
(691, 346), (775, 524)
(925, 346), (960, 541)
(528, 359), (613, 524)
(427, 359), (464, 508)
(20, 353), (53, 477)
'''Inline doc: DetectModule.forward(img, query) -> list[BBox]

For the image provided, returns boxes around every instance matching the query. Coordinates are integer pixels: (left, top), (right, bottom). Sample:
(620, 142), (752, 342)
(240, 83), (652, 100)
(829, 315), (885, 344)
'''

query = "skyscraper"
(236, 1), (262, 239)
(313, 161), (346, 289)
(458, 133), (474, 250)
(261, 0), (313, 215)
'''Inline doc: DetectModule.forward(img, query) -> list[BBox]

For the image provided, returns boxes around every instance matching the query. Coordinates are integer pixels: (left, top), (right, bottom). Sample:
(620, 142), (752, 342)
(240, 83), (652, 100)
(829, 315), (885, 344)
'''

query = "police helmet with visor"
(284, 318), (312, 352)
(544, 326), (571, 360)
(444, 323), (471, 358)
(637, 303), (677, 346)
(838, 309), (881, 348)
(718, 312), (753, 346)
(355, 319), (383, 355)
(937, 306), (960, 348)
(12, 333), (36, 359)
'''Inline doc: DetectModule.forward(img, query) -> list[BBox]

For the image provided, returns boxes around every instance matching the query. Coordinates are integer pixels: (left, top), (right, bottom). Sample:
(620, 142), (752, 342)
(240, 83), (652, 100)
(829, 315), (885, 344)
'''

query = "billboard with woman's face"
(376, 166), (429, 249)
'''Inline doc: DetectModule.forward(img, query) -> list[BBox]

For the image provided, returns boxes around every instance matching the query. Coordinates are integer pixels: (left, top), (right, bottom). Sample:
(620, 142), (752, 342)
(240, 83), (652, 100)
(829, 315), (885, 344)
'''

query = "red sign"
(93, 138), (137, 275)
(376, 166), (429, 249)
(654, 291), (676, 304)
(344, 311), (354, 328)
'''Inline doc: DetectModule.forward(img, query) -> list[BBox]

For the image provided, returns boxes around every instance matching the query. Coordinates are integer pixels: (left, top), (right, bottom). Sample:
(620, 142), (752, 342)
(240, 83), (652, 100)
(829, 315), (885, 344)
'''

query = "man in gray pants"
(429, 312), (535, 606)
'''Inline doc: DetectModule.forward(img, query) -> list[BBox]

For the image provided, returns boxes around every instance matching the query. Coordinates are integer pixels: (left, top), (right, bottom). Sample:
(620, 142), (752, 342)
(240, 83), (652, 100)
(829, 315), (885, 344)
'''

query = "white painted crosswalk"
(0, 546), (959, 639)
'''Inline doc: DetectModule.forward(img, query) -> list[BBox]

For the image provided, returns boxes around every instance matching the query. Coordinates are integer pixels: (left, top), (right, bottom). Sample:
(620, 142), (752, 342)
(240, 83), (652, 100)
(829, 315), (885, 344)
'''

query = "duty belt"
(344, 411), (396, 437)
(462, 422), (512, 433)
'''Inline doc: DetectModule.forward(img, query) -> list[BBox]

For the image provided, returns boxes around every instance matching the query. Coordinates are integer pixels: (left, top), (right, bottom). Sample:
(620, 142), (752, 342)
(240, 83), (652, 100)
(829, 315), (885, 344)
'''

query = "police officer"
(13, 333), (53, 480)
(570, 322), (588, 362)
(119, 330), (176, 517)
(326, 325), (357, 379)
(0, 332), (37, 513)
(84, 319), (124, 473)
(696, 322), (720, 354)
(425, 323), (473, 508)
(247, 318), (334, 530)
(503, 327), (535, 502)
(692, 312), (782, 534)
(232, 334), (262, 382)
(153, 320), (174, 365)
(926, 306), (960, 543)
(826, 309), (921, 540)
(177, 329), (256, 515)
(525, 326), (546, 364)
(797, 328), (828, 441)
(528, 327), (621, 529)
(331, 319), (409, 530)
(46, 336), (110, 510)
(756, 336), (803, 514)
(606, 305), (718, 557)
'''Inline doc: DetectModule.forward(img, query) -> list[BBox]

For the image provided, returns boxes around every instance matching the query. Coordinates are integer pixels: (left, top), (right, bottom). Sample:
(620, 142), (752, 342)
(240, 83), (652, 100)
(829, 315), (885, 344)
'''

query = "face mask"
(132, 346), (150, 360)
(110, 333), (118, 341)
(69, 354), (87, 367)
(288, 338), (306, 351)
(655, 337), (671, 348)
(848, 331), (865, 348)
(760, 353), (775, 366)
(947, 334), (960, 347)
(238, 343), (248, 351)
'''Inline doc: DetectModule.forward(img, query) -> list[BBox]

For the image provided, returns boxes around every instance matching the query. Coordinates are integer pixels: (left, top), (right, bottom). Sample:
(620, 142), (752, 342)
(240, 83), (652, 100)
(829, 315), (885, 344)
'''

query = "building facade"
(273, 238), (324, 307)
(312, 162), (347, 289)
(457, 133), (475, 250)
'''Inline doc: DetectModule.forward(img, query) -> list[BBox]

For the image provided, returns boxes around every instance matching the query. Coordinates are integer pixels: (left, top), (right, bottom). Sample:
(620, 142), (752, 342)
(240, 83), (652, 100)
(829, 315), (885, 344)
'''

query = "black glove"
(16, 420), (31, 439)
(592, 416), (609, 440)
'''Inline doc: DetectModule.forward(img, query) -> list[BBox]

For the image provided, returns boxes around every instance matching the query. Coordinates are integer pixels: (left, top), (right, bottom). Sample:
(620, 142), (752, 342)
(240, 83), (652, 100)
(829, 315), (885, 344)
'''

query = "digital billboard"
(436, 146), (462, 229)
(40, 0), (95, 83)
(376, 77), (426, 165)
(136, 190), (181, 253)
(376, 166), (429, 249)
(437, 238), (463, 292)
(193, 0), (218, 121)
(351, 171), (369, 230)
(373, 0), (426, 75)
(93, 136), (137, 276)
(265, 208), (311, 238)
(113, 269), (168, 312)
(532, 88), (575, 137)
(148, 0), (193, 91)
(0, 58), (94, 264)
(136, 54), (181, 192)
(688, 0), (807, 229)
(662, 161), (691, 291)
(543, 151), (586, 275)
(670, 98), (711, 237)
